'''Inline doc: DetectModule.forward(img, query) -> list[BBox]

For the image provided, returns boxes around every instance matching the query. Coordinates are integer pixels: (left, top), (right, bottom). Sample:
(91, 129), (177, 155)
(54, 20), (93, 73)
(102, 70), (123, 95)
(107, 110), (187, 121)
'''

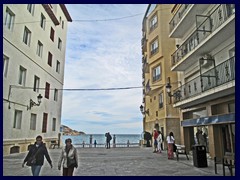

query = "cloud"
(62, 4), (147, 134)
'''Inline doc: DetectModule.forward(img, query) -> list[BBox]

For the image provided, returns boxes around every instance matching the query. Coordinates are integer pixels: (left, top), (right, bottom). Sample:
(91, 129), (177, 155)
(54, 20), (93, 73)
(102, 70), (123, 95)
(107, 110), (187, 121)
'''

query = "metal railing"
(169, 4), (191, 33)
(173, 57), (235, 103)
(74, 143), (140, 148)
(171, 4), (235, 67)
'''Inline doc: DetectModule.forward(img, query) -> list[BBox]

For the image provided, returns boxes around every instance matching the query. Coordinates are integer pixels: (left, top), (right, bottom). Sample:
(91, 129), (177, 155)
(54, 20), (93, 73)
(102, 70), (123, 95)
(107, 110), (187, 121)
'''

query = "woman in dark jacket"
(22, 135), (52, 176)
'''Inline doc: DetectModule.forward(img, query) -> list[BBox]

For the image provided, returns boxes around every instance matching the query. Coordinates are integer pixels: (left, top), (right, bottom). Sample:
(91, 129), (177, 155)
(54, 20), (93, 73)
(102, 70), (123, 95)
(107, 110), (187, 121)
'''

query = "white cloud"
(62, 4), (147, 134)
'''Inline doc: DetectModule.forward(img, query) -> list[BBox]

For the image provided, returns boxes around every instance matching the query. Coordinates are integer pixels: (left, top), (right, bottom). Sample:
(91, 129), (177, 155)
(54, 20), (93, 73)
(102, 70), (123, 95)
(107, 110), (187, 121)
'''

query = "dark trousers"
(106, 141), (110, 149)
(63, 167), (74, 176)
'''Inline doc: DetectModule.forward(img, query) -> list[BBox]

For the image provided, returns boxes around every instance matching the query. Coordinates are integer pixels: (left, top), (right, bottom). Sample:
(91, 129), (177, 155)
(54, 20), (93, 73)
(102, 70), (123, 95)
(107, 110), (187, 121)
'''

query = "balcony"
(172, 57), (235, 108)
(171, 4), (235, 71)
(141, 33), (147, 53)
(169, 4), (210, 38)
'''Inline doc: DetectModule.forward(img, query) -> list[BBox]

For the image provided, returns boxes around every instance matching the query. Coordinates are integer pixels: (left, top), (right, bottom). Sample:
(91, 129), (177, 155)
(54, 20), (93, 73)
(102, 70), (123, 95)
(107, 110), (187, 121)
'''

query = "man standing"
(105, 132), (112, 149)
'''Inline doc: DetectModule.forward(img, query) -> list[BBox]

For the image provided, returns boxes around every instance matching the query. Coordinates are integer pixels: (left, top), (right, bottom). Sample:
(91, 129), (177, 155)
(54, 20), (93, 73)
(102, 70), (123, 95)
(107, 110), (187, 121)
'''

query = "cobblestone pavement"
(3, 147), (234, 176)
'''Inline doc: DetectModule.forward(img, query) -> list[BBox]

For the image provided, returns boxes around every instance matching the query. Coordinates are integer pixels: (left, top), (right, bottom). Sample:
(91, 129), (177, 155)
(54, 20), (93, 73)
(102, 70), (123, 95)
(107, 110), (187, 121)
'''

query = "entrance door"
(221, 123), (235, 154)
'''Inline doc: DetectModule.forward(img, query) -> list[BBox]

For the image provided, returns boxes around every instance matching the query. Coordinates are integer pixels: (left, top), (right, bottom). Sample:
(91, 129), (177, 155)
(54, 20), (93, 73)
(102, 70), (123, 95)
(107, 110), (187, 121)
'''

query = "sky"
(61, 4), (148, 134)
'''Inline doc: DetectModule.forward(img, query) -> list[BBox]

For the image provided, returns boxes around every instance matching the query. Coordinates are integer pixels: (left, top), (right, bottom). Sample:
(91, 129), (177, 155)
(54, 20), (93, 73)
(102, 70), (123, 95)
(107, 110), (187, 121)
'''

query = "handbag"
(67, 157), (77, 168)
(26, 156), (36, 166)
(26, 146), (41, 166)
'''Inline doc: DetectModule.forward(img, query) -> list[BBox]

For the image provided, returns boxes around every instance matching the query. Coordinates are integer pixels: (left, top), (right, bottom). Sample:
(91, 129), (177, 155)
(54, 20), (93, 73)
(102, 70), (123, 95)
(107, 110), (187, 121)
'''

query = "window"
(30, 114), (37, 130)
(152, 65), (161, 82)
(48, 52), (52, 66)
(45, 82), (50, 99)
(5, 7), (15, 30)
(3, 55), (9, 78)
(42, 113), (48, 133)
(58, 38), (62, 50)
(151, 39), (158, 55)
(150, 15), (157, 32)
(23, 26), (31, 46)
(62, 21), (64, 29)
(37, 41), (43, 57)
(54, 89), (58, 101)
(56, 61), (60, 73)
(52, 118), (56, 131)
(27, 4), (34, 15)
(18, 66), (26, 86)
(159, 92), (163, 108)
(40, 13), (46, 29)
(50, 27), (55, 41)
(13, 110), (22, 129)
(33, 75), (40, 92)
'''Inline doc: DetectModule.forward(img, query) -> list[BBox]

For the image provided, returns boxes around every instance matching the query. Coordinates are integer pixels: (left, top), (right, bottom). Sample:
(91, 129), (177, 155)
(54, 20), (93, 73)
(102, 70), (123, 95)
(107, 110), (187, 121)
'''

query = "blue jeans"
(31, 165), (42, 176)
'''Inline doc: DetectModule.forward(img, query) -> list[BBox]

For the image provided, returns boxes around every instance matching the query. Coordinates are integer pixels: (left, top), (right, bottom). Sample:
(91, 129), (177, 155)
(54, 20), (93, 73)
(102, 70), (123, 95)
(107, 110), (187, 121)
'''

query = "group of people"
(22, 135), (78, 176)
(152, 130), (175, 160)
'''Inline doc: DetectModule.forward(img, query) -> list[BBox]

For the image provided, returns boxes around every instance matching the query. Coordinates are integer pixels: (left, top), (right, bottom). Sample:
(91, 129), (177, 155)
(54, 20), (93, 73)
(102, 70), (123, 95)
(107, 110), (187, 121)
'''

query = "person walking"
(157, 131), (163, 153)
(58, 138), (78, 176)
(153, 129), (159, 153)
(22, 135), (53, 176)
(166, 132), (175, 159)
(105, 132), (112, 149)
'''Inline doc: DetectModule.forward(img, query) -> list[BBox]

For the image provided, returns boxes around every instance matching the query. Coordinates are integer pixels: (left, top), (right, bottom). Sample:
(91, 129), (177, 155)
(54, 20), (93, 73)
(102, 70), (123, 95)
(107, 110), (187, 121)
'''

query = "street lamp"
(27, 94), (43, 110)
(166, 77), (182, 100)
(140, 105), (149, 116)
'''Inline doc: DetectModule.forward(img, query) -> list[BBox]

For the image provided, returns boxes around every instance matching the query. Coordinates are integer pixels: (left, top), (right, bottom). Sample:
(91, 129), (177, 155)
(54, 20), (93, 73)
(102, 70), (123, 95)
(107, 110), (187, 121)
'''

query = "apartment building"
(168, 4), (235, 159)
(141, 4), (180, 147)
(3, 4), (72, 155)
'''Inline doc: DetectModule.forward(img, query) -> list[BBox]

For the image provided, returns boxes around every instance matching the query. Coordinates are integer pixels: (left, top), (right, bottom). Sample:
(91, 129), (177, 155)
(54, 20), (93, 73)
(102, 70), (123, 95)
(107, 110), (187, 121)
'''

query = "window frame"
(27, 4), (35, 15)
(40, 13), (46, 30)
(45, 82), (50, 99)
(37, 41), (43, 57)
(3, 55), (9, 78)
(159, 92), (164, 109)
(5, 7), (15, 30)
(33, 75), (40, 92)
(152, 65), (161, 82)
(30, 113), (37, 130)
(48, 52), (52, 66)
(18, 66), (27, 86)
(13, 110), (22, 129)
(42, 113), (48, 133)
(50, 27), (55, 42)
(149, 14), (157, 32)
(150, 38), (159, 55)
(56, 60), (60, 73)
(54, 89), (58, 101)
(58, 38), (62, 50)
(52, 118), (56, 131)
(23, 26), (31, 46)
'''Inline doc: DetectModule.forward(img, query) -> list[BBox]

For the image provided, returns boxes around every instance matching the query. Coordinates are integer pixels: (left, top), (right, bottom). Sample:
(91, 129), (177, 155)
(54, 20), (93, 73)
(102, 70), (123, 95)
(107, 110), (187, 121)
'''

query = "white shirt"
(166, 136), (175, 144)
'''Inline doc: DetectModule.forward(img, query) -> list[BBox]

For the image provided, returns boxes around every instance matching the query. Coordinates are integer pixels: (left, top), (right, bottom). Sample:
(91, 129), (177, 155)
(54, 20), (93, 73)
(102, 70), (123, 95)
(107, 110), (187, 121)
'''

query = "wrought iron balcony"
(172, 56), (235, 103)
(171, 4), (235, 69)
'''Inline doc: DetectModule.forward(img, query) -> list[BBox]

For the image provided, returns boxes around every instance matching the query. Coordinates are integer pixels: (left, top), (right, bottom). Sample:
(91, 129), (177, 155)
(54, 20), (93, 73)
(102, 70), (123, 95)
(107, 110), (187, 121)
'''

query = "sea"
(62, 134), (142, 145)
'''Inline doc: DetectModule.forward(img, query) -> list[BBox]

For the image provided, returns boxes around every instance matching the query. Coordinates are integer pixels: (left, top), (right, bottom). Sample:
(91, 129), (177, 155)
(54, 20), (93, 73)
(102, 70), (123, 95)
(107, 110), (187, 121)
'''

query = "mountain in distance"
(62, 124), (85, 136)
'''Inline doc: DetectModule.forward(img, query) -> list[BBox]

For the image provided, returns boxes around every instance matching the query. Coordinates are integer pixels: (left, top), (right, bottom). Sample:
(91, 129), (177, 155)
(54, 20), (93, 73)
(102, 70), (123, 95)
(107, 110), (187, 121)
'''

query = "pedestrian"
(94, 140), (97, 148)
(153, 129), (159, 153)
(22, 135), (53, 176)
(157, 131), (163, 153)
(58, 138), (78, 176)
(166, 132), (175, 159)
(82, 141), (85, 148)
(198, 130), (206, 146)
(105, 132), (112, 149)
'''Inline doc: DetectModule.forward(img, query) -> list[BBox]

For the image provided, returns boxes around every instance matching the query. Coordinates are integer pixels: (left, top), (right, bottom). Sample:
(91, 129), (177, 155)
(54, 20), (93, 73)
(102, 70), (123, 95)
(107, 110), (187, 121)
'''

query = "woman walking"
(166, 132), (175, 159)
(58, 138), (78, 176)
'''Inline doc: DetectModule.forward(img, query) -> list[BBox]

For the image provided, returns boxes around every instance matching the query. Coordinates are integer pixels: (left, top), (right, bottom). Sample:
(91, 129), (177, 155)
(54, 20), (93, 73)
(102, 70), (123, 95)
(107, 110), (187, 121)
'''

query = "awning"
(181, 113), (235, 127)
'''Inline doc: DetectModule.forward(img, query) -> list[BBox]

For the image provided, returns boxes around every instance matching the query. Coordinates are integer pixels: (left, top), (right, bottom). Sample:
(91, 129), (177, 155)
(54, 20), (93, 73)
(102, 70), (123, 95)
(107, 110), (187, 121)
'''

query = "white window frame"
(18, 66), (26, 86)
(27, 4), (35, 15)
(30, 113), (37, 130)
(13, 110), (22, 129)
(56, 60), (60, 73)
(150, 15), (157, 31)
(5, 7), (15, 30)
(58, 38), (62, 50)
(34, 75), (40, 92)
(151, 39), (158, 55)
(54, 89), (58, 101)
(23, 26), (31, 46)
(152, 65), (161, 82)
(37, 41), (43, 57)
(40, 13), (46, 30)
(3, 55), (9, 78)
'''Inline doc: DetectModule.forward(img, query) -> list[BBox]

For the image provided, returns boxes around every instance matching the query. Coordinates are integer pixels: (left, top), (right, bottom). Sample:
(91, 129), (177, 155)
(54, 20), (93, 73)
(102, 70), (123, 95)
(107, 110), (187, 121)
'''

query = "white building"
(3, 4), (72, 155)
(168, 4), (235, 159)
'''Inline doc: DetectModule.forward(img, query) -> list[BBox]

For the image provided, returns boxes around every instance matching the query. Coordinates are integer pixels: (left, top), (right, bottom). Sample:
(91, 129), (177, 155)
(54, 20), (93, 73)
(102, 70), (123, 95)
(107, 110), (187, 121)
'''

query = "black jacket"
(24, 142), (52, 166)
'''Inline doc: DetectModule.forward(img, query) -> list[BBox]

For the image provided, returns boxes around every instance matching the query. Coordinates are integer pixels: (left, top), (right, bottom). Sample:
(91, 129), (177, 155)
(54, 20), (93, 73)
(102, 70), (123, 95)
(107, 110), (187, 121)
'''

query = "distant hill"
(62, 125), (85, 136)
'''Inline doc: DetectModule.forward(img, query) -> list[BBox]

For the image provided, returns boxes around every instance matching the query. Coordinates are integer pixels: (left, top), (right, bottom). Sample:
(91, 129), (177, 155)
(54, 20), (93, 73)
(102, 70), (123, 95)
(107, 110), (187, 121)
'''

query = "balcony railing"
(169, 4), (191, 33)
(171, 4), (235, 68)
(173, 56), (235, 103)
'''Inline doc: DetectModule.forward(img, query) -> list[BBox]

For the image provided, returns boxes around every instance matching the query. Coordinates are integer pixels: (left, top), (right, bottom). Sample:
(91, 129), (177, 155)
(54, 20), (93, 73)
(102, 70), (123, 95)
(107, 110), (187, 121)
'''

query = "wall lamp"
(166, 82), (182, 99)
(27, 94), (43, 110)
(140, 105), (149, 116)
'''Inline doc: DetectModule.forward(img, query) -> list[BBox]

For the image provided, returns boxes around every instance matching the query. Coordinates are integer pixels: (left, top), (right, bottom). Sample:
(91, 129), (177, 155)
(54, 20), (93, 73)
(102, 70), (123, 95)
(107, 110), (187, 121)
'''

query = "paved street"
(3, 147), (234, 176)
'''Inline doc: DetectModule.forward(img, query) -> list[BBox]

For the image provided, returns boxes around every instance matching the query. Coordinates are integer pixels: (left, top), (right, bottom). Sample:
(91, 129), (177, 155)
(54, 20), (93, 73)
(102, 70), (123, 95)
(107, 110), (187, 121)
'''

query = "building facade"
(168, 4), (235, 158)
(141, 4), (180, 147)
(3, 4), (72, 155)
